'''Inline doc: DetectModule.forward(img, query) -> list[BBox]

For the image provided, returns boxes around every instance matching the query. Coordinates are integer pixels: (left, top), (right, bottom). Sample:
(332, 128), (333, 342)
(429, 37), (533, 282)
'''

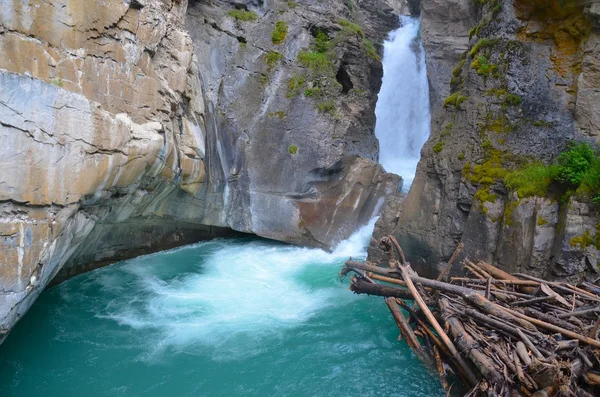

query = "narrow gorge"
(1, 0), (600, 396)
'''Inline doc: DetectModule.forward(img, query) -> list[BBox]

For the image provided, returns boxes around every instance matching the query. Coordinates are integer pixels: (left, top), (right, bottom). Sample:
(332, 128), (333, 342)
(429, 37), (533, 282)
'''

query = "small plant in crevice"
(433, 141), (445, 153)
(272, 21), (289, 44)
(288, 144), (299, 155)
(286, 74), (305, 98)
(227, 9), (259, 22)
(443, 92), (468, 109)
(264, 51), (283, 71)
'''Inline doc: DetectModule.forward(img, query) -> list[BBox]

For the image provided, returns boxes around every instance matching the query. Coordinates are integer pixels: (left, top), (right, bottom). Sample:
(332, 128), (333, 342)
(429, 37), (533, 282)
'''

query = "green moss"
(287, 75), (305, 98)
(227, 9), (259, 22)
(433, 141), (445, 153)
(465, 147), (509, 185)
(441, 122), (454, 138)
(470, 38), (499, 57)
(452, 59), (466, 78)
(264, 51), (283, 70)
(272, 21), (289, 44)
(503, 199), (520, 226)
(471, 55), (497, 77)
(458, 152), (466, 161)
(537, 217), (548, 226)
(314, 30), (331, 53)
(286, 1), (298, 9)
(317, 100), (336, 113)
(533, 120), (552, 127)
(338, 18), (363, 37)
(268, 111), (286, 119)
(504, 93), (521, 107)
(443, 92), (468, 108)
(485, 88), (507, 97)
(475, 188), (497, 203)
(569, 230), (593, 248)
(288, 144), (299, 155)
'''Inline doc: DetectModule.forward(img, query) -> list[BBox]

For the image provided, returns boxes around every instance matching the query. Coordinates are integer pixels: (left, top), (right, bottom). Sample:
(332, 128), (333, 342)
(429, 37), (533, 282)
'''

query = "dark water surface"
(0, 230), (443, 397)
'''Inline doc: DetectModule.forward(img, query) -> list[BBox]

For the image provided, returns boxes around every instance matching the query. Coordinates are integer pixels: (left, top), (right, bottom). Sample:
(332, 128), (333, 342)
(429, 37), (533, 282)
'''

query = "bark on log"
(349, 277), (413, 299)
(523, 308), (579, 332)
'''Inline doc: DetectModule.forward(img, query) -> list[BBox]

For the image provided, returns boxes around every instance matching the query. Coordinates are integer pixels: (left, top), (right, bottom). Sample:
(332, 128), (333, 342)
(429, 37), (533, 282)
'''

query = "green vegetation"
(471, 55), (497, 77)
(314, 30), (331, 53)
(286, 75), (305, 98)
(317, 100), (336, 113)
(227, 9), (259, 22)
(505, 163), (558, 198)
(339, 18), (363, 37)
(503, 93), (521, 107)
(272, 21), (289, 44)
(443, 92), (468, 108)
(264, 51), (283, 70)
(504, 142), (600, 202)
(470, 38), (499, 57)
(362, 38), (380, 62)
(288, 144), (299, 155)
(569, 227), (600, 250)
(537, 217), (548, 226)
(297, 50), (332, 72)
(286, 1), (298, 8)
(304, 87), (321, 97)
(534, 120), (552, 127)
(49, 78), (63, 87)
(451, 59), (466, 86)
(458, 152), (466, 161)
(433, 141), (445, 153)
(268, 111), (286, 119)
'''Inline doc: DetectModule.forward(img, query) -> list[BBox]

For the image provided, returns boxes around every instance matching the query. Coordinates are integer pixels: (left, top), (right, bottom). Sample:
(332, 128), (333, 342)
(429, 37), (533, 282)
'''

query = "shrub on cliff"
(504, 142), (600, 202)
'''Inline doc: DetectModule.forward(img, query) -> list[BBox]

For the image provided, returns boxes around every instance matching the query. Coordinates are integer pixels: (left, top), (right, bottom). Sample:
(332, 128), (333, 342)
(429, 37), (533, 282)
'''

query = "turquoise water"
(0, 225), (443, 397)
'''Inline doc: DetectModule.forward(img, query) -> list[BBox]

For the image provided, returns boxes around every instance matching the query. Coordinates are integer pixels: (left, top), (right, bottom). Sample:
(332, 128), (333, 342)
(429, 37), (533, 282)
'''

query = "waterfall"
(375, 16), (431, 191)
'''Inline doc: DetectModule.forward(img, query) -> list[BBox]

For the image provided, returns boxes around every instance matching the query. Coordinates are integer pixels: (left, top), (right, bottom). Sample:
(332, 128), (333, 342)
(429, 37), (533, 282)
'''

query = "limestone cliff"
(372, 0), (600, 281)
(0, 0), (401, 343)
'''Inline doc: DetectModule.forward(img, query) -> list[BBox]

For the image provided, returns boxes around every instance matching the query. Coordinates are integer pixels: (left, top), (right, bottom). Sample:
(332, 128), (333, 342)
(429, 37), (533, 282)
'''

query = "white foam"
(97, 220), (378, 358)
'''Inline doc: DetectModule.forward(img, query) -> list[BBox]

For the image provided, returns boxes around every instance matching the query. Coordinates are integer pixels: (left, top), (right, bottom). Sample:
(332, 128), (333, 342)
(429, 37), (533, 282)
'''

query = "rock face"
(371, 0), (600, 281)
(0, 0), (401, 342)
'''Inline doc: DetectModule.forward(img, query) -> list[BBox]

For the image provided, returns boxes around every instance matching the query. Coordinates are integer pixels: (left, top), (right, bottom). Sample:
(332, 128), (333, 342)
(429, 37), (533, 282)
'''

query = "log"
(502, 306), (600, 349)
(433, 345), (449, 391)
(399, 266), (479, 386)
(464, 309), (538, 342)
(478, 262), (536, 293)
(436, 242), (463, 282)
(522, 308), (579, 332)
(556, 306), (600, 319)
(345, 261), (401, 277)
(555, 340), (578, 351)
(516, 329), (544, 360)
(439, 298), (503, 387)
(385, 297), (429, 363)
(511, 296), (554, 307)
(367, 272), (407, 287)
(515, 342), (531, 366)
(463, 292), (537, 332)
(349, 277), (413, 300)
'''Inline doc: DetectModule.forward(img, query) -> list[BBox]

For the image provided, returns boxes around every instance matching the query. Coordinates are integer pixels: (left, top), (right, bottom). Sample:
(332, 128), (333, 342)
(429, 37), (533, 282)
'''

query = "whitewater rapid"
(375, 16), (431, 191)
(93, 219), (378, 358)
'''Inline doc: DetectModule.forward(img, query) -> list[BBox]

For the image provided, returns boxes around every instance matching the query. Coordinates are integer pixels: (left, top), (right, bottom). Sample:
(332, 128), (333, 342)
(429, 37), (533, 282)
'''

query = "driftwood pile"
(340, 236), (600, 397)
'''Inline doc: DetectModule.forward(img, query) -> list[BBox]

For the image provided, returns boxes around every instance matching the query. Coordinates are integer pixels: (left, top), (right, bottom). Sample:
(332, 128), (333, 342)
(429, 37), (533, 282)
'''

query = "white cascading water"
(375, 16), (431, 191)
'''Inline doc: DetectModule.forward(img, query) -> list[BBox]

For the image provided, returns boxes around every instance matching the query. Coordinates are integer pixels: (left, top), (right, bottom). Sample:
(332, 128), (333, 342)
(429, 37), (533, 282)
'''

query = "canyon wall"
(0, 0), (401, 343)
(372, 0), (600, 281)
